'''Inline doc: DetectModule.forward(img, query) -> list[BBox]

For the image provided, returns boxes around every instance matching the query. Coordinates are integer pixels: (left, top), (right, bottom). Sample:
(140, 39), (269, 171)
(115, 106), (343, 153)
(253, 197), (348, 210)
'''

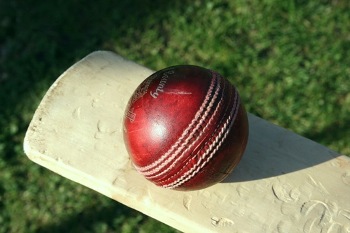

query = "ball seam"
(163, 84), (240, 189)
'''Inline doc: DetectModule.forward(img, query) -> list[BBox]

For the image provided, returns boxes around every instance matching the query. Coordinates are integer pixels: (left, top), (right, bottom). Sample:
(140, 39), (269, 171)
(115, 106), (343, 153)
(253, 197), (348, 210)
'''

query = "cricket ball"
(123, 65), (248, 191)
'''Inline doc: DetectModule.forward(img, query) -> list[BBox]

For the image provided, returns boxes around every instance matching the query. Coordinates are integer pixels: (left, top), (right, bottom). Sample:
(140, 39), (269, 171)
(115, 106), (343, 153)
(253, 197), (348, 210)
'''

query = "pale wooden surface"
(24, 51), (350, 233)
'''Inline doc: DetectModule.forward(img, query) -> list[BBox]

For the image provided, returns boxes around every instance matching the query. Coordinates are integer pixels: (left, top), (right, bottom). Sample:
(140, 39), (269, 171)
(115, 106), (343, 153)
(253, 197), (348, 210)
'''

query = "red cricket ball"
(123, 65), (248, 191)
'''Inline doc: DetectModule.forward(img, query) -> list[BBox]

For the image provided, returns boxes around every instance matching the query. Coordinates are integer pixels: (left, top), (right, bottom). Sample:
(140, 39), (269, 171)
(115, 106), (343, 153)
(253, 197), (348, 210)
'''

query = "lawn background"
(0, 0), (349, 232)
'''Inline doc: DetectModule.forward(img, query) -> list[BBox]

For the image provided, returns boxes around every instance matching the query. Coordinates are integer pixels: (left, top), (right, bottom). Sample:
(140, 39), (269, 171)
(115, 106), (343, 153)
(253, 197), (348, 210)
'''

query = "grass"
(0, 0), (349, 232)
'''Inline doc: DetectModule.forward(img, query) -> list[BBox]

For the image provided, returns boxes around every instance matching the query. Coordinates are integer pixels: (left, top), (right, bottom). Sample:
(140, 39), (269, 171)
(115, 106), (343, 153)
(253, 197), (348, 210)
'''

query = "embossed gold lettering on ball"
(123, 65), (249, 190)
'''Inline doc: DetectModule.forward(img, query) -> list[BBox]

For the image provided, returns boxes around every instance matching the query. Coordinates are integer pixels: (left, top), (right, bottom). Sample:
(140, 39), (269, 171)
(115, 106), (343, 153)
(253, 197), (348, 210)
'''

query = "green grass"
(1, 0), (349, 232)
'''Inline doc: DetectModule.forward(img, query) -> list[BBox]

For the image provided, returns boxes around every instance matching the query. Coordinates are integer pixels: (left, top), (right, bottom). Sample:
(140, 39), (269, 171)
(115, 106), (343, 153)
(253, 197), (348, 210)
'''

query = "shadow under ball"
(123, 65), (249, 191)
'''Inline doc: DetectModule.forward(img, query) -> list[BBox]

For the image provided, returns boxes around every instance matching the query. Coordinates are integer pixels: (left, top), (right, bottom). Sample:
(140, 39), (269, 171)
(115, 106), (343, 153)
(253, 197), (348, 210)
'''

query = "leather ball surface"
(123, 65), (248, 190)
